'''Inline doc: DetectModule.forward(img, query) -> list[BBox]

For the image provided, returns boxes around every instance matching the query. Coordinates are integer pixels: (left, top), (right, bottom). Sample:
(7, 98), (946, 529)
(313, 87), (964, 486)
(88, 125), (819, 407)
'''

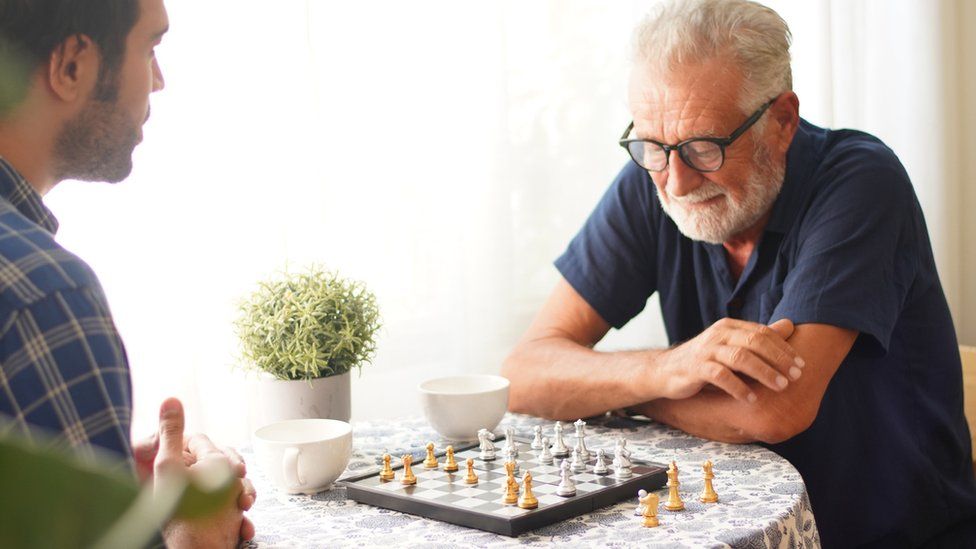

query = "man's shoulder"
(0, 201), (102, 311)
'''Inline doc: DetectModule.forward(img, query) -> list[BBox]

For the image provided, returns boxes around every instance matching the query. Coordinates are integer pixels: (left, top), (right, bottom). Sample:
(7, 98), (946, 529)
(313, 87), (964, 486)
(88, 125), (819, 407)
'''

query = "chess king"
(501, 0), (976, 545)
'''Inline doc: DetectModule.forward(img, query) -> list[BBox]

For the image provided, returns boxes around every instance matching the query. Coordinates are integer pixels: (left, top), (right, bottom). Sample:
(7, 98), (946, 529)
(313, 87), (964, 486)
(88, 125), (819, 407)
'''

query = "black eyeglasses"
(618, 98), (775, 173)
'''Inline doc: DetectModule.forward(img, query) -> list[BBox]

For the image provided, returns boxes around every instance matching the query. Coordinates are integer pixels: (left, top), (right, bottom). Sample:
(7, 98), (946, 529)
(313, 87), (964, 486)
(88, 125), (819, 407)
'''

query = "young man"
(0, 0), (254, 545)
(503, 0), (976, 545)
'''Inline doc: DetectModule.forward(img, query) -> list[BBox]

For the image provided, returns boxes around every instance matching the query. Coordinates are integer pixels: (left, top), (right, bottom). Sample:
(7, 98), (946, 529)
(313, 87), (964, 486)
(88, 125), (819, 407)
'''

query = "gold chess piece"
(700, 460), (718, 503)
(379, 453), (395, 481)
(518, 471), (538, 509)
(400, 454), (417, 485)
(464, 457), (479, 484)
(443, 445), (459, 472)
(503, 460), (520, 504)
(424, 442), (439, 469)
(664, 460), (685, 511)
(641, 492), (660, 527)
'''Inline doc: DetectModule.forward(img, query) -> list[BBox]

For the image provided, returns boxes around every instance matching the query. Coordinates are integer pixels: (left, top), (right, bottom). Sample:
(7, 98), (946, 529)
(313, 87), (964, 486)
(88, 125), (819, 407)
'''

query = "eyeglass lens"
(626, 140), (724, 172)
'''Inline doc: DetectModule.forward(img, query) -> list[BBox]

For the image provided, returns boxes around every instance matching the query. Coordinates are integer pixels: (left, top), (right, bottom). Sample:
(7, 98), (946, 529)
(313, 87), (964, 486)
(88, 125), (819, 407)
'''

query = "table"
(243, 413), (820, 548)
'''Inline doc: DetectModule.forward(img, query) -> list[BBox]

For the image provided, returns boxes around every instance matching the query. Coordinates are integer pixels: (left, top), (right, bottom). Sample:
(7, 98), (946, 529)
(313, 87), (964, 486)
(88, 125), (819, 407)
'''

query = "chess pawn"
(504, 426), (518, 458)
(593, 448), (609, 475)
(518, 471), (539, 509)
(531, 425), (544, 450)
(633, 488), (648, 516)
(570, 447), (586, 472)
(641, 492), (660, 527)
(573, 419), (591, 461)
(401, 455), (417, 485)
(700, 460), (718, 503)
(443, 445), (459, 473)
(464, 457), (478, 484)
(379, 453), (395, 481)
(556, 459), (576, 497)
(539, 437), (554, 465)
(423, 442), (439, 469)
(551, 421), (569, 457)
(664, 461), (684, 511)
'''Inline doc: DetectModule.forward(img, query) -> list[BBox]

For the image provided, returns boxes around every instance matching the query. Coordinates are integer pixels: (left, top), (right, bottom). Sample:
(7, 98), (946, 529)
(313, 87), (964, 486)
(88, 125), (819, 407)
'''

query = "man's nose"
(152, 58), (165, 92)
(664, 150), (702, 197)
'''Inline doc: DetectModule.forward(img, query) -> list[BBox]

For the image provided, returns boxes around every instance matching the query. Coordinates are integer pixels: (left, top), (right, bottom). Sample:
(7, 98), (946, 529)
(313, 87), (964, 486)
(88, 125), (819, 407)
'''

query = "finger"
(132, 432), (159, 461)
(154, 398), (186, 482)
(239, 516), (256, 541)
(238, 478), (256, 511)
(699, 361), (756, 403)
(222, 446), (247, 477)
(768, 318), (795, 339)
(728, 323), (803, 377)
(714, 345), (789, 392)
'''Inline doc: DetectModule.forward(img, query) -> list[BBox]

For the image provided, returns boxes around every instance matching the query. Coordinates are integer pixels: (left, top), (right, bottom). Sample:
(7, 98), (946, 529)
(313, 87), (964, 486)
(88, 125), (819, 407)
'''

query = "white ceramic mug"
(418, 374), (509, 441)
(253, 418), (352, 494)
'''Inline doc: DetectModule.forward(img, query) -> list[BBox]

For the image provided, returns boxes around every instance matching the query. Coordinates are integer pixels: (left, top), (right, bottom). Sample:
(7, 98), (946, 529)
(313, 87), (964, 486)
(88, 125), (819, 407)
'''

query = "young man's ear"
(47, 34), (99, 103)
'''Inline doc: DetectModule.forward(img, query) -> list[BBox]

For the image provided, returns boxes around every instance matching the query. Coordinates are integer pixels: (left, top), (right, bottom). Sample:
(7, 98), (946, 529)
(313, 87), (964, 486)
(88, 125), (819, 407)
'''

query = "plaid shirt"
(0, 157), (132, 463)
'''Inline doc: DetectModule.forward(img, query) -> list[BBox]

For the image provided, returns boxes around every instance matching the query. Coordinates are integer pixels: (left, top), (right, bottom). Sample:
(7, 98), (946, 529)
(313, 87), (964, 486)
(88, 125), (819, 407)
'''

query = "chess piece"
(539, 437), (554, 465)
(613, 438), (633, 479)
(552, 421), (569, 457)
(664, 461), (684, 511)
(570, 447), (586, 472)
(593, 448), (609, 475)
(531, 425), (544, 450)
(424, 442), (439, 469)
(379, 453), (395, 481)
(478, 428), (497, 461)
(505, 446), (520, 476)
(633, 489), (648, 516)
(700, 460), (718, 503)
(464, 457), (478, 484)
(504, 426), (518, 458)
(573, 419), (591, 461)
(518, 471), (539, 509)
(556, 459), (576, 497)
(503, 460), (520, 504)
(401, 454), (417, 485)
(443, 445), (459, 472)
(641, 492), (660, 527)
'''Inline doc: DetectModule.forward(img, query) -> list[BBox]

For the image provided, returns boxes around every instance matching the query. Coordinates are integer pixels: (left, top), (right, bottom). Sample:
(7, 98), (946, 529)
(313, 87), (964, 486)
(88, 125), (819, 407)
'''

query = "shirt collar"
(0, 157), (59, 234)
(764, 119), (820, 234)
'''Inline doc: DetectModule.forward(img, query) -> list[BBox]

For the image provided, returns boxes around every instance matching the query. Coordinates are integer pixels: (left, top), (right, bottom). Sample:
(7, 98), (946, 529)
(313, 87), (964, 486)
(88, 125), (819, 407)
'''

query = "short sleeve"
(555, 162), (658, 329)
(769, 139), (918, 354)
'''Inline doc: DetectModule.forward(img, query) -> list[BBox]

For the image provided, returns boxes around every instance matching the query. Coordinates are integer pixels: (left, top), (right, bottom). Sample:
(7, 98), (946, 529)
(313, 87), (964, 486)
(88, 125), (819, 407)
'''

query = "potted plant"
(236, 265), (381, 424)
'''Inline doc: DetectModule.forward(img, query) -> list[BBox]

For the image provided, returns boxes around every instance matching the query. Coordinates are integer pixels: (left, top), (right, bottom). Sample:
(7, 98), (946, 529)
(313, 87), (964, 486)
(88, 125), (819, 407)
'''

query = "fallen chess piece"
(634, 488), (648, 516)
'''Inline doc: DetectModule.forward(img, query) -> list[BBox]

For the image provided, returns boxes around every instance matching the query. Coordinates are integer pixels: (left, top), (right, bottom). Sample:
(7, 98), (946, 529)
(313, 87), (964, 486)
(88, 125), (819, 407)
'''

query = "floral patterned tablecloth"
(242, 414), (819, 548)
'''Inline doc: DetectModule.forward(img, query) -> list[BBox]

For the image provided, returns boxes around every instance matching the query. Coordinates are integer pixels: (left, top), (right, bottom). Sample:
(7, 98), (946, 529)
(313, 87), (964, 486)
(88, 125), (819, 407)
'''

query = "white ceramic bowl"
(253, 418), (352, 494)
(418, 374), (510, 441)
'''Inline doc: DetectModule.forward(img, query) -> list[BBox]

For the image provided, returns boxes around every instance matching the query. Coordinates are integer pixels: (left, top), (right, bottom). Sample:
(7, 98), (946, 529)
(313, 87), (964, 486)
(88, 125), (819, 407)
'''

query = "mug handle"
(283, 447), (304, 489)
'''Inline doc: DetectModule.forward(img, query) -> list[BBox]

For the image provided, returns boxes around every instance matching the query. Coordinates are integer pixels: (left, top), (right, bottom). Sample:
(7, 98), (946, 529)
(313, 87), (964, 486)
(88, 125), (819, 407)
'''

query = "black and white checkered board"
(340, 436), (667, 536)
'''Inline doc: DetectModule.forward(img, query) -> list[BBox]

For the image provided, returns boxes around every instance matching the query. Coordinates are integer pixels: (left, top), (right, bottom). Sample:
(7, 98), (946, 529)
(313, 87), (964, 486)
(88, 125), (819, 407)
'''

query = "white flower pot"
(257, 372), (351, 425)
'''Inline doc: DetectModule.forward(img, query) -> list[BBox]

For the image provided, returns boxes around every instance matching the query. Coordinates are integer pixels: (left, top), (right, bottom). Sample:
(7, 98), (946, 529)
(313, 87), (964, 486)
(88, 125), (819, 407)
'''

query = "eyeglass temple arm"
(619, 122), (635, 142)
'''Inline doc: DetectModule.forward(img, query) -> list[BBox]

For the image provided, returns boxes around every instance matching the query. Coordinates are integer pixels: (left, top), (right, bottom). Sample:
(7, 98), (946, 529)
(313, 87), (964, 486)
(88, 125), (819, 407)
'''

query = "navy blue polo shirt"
(556, 120), (976, 547)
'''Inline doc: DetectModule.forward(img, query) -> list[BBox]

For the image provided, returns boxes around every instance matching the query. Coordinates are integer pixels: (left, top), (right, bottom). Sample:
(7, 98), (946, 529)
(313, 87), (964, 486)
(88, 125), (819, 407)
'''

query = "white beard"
(657, 146), (785, 244)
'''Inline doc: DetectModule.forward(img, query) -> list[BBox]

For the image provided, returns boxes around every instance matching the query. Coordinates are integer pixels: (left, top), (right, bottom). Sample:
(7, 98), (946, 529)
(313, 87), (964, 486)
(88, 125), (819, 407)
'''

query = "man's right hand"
(154, 398), (247, 549)
(653, 318), (805, 403)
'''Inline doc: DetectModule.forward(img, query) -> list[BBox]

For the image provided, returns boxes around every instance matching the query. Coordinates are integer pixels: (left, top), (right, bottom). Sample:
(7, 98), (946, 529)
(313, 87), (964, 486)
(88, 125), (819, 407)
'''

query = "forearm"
(633, 390), (760, 444)
(502, 336), (668, 420)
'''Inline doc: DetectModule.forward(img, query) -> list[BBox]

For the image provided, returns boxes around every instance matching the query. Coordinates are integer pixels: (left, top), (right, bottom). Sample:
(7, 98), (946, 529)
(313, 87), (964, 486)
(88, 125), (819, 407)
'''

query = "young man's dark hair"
(0, 0), (139, 103)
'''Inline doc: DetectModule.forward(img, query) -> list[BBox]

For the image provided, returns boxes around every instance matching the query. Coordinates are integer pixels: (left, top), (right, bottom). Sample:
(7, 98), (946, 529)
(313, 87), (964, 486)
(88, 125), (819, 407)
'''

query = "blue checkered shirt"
(0, 157), (132, 463)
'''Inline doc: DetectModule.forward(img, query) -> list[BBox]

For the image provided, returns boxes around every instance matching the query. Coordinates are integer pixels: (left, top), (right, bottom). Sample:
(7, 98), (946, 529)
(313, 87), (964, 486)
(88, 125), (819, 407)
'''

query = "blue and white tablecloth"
(243, 413), (820, 548)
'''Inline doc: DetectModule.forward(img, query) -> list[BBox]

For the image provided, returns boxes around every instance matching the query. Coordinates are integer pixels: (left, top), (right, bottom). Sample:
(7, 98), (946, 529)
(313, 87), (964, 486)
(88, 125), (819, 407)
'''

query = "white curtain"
(43, 0), (975, 447)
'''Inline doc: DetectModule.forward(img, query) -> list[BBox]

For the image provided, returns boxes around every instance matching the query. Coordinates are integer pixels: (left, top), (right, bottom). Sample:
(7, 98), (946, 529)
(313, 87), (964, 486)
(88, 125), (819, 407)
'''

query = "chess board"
(340, 436), (667, 537)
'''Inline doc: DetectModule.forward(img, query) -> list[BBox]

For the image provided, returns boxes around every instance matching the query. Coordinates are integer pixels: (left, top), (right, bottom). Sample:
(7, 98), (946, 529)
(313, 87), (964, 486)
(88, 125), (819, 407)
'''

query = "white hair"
(632, 0), (792, 117)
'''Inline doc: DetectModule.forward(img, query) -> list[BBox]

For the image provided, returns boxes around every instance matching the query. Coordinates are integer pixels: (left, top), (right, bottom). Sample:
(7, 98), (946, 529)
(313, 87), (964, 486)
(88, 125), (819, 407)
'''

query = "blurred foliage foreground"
(0, 431), (237, 549)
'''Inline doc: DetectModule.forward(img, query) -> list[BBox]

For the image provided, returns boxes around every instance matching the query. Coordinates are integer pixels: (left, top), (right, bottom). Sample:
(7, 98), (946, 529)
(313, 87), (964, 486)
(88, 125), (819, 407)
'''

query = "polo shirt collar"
(764, 119), (819, 234)
(0, 157), (59, 235)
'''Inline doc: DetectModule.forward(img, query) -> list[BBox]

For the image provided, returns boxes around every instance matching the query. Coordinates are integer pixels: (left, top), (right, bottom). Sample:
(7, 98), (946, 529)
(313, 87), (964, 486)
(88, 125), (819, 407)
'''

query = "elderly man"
(502, 0), (976, 546)
(0, 0), (253, 545)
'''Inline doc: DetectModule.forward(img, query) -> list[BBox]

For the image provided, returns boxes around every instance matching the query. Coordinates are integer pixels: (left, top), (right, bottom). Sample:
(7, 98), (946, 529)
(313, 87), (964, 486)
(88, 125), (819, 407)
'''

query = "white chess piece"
(531, 425), (544, 450)
(593, 448), (609, 475)
(634, 489), (649, 516)
(570, 447), (586, 472)
(613, 437), (633, 479)
(505, 447), (520, 476)
(552, 421), (569, 457)
(504, 426), (518, 458)
(573, 419), (591, 461)
(539, 437), (554, 465)
(478, 428), (497, 461)
(556, 459), (576, 497)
